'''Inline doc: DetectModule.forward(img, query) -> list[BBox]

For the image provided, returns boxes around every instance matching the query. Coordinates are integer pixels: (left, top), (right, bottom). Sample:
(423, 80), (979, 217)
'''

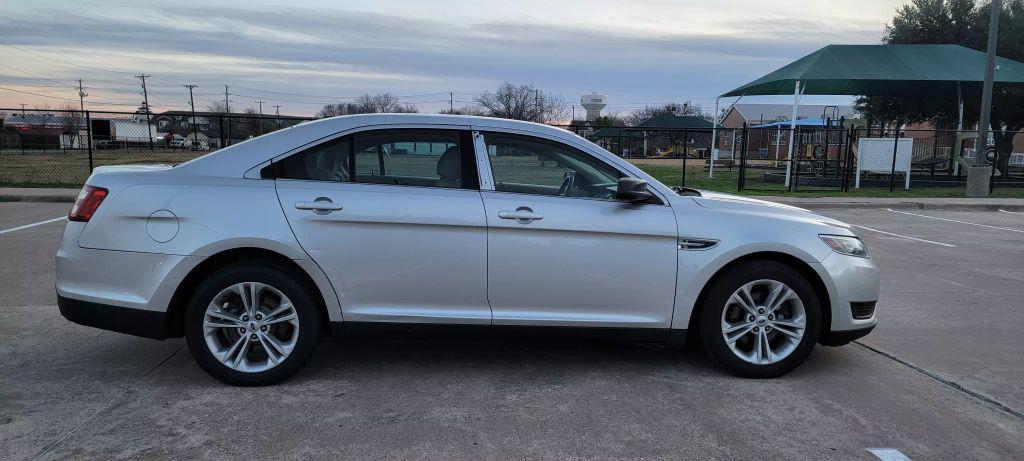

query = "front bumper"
(819, 324), (874, 346)
(815, 251), (880, 333)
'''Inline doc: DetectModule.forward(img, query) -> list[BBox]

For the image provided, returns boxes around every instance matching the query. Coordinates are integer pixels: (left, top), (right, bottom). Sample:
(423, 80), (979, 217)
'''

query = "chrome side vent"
(678, 238), (719, 251)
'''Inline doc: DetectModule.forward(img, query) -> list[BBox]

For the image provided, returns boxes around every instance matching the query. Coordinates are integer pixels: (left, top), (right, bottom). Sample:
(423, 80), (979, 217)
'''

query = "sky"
(0, 0), (908, 117)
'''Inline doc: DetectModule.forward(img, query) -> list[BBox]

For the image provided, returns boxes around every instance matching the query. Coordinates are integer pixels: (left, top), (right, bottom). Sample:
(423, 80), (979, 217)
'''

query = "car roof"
(175, 114), (579, 177)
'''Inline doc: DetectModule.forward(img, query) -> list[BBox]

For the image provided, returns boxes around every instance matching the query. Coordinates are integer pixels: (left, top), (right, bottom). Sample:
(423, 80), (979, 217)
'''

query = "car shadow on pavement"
(289, 335), (851, 385)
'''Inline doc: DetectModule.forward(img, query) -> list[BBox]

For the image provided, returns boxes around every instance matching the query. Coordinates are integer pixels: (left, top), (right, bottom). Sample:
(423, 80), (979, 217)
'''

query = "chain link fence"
(2, 108), (1021, 194)
(0, 108), (312, 187)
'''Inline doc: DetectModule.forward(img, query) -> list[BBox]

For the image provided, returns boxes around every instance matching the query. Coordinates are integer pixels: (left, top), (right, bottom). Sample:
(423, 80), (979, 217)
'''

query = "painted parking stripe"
(886, 208), (1024, 234)
(998, 209), (1024, 216)
(865, 448), (912, 461)
(0, 216), (67, 235)
(851, 224), (957, 248)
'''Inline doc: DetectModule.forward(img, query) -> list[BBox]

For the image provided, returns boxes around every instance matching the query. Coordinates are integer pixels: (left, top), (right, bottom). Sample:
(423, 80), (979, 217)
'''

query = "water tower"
(580, 93), (607, 121)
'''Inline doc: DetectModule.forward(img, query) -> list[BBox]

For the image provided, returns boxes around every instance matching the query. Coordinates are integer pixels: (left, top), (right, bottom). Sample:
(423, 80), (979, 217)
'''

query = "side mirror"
(615, 177), (656, 203)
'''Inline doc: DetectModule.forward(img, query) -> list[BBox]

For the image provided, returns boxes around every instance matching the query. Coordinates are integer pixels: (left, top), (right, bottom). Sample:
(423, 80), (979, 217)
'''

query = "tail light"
(68, 185), (108, 222)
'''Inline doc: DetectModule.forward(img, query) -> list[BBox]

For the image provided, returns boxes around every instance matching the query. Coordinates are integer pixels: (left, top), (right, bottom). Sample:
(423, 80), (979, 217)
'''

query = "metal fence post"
(738, 123), (747, 191)
(791, 126), (801, 192)
(842, 127), (853, 192)
(681, 128), (688, 188)
(889, 124), (900, 192)
(86, 110), (94, 173)
(219, 115), (226, 148)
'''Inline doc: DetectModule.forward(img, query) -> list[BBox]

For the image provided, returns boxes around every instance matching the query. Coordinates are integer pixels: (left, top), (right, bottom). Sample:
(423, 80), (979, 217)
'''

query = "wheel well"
(164, 248), (331, 338)
(687, 252), (831, 341)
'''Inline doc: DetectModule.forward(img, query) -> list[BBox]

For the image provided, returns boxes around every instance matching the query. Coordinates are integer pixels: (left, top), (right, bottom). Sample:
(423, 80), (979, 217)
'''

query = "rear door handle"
(295, 197), (343, 214)
(498, 207), (543, 223)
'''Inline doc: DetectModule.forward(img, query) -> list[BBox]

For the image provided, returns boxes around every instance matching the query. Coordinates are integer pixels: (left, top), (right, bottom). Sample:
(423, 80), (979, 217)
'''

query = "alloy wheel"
(720, 279), (806, 365)
(202, 282), (300, 372)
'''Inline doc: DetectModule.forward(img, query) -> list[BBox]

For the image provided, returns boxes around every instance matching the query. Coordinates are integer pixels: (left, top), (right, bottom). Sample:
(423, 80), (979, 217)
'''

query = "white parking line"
(886, 208), (1024, 234)
(865, 448), (912, 461)
(998, 209), (1024, 216)
(0, 216), (67, 235)
(851, 224), (957, 248)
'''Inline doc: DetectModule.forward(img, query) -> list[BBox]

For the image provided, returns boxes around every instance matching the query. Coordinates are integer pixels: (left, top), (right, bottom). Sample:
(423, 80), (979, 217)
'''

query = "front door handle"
(295, 197), (343, 215)
(498, 207), (543, 223)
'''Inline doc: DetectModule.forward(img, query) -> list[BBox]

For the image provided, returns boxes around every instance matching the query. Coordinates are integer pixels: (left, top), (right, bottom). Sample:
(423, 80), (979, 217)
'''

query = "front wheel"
(184, 262), (321, 386)
(698, 261), (821, 378)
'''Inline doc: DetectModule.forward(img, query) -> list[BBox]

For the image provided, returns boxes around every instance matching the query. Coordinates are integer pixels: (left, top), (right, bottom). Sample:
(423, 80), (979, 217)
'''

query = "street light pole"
(967, 0), (1001, 197)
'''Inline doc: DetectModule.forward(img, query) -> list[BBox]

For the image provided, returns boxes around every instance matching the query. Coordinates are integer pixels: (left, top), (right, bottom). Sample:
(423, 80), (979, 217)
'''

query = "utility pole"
(19, 103), (26, 116)
(76, 79), (87, 112)
(273, 105), (281, 116)
(449, 92), (453, 113)
(967, 0), (1002, 197)
(223, 85), (232, 146)
(255, 100), (265, 135)
(185, 84), (198, 146)
(135, 74), (154, 149)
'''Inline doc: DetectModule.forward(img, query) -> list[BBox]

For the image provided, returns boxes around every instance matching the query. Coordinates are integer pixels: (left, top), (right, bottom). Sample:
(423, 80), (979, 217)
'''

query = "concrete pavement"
(1, 203), (1023, 459)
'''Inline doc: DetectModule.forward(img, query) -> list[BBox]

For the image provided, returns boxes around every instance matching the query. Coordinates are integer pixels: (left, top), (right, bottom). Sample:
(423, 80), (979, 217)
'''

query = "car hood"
(688, 191), (853, 233)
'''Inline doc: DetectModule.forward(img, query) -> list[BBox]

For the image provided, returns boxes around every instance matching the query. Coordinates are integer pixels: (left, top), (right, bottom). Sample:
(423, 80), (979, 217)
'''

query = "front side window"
(483, 132), (622, 199)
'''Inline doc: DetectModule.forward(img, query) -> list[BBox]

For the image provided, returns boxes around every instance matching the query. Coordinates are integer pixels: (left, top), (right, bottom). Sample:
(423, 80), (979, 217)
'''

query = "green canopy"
(722, 44), (1024, 97)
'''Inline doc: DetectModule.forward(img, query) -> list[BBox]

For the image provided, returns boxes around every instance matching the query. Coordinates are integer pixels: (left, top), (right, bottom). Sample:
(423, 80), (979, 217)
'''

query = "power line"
(0, 85), (142, 106)
(0, 43), (136, 75)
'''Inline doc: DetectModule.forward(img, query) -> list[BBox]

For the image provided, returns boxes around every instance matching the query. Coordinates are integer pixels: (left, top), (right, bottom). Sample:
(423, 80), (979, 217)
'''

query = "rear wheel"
(184, 262), (320, 386)
(698, 261), (821, 378)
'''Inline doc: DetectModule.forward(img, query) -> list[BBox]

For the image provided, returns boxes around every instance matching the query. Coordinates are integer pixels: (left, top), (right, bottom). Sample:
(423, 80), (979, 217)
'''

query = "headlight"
(819, 235), (869, 258)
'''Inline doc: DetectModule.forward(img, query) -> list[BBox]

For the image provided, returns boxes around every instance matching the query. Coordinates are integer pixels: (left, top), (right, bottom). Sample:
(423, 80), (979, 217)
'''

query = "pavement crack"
(30, 346), (183, 460)
(853, 341), (1024, 422)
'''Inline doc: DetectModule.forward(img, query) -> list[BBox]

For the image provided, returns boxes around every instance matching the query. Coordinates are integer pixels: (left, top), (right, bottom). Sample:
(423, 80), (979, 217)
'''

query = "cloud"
(0, 1), (880, 113)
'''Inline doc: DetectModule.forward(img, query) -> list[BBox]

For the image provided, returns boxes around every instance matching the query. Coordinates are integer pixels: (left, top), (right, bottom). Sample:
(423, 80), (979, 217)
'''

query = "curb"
(779, 202), (1024, 211)
(0, 195), (77, 203)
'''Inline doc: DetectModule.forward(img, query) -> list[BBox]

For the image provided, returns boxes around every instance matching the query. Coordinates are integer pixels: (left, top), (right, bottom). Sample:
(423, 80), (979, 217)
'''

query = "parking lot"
(1, 201), (1023, 460)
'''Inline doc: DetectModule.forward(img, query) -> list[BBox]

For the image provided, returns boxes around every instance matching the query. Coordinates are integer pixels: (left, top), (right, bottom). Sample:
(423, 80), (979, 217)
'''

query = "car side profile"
(55, 114), (879, 385)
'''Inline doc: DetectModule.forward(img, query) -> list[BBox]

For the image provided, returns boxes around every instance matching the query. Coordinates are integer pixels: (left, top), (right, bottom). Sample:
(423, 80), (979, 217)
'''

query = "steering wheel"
(558, 170), (577, 196)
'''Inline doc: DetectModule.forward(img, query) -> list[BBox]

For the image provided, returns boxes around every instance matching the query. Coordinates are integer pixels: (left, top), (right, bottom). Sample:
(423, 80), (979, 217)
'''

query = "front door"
(476, 130), (679, 329)
(275, 127), (491, 324)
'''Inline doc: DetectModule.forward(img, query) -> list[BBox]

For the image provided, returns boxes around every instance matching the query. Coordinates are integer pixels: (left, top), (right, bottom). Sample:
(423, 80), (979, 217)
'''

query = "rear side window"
(272, 129), (477, 190)
(353, 129), (475, 189)
(275, 136), (351, 181)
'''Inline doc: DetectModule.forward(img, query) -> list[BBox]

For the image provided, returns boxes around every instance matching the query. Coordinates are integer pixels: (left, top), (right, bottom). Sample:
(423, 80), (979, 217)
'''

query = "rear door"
(475, 129), (679, 330)
(275, 126), (491, 324)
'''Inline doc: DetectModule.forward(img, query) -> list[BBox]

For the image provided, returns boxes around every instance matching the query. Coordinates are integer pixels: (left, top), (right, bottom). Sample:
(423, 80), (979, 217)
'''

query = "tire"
(184, 262), (321, 386)
(698, 260), (821, 379)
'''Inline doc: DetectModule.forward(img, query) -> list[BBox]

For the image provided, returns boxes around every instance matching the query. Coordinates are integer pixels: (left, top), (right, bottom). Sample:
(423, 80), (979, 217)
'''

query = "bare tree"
(624, 101), (709, 126)
(317, 93), (418, 118)
(57, 102), (84, 141)
(438, 106), (484, 116)
(474, 82), (568, 123)
(206, 101), (229, 113)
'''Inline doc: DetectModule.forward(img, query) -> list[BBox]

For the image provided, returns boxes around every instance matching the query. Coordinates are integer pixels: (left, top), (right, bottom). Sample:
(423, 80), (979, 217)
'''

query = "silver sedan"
(55, 114), (879, 385)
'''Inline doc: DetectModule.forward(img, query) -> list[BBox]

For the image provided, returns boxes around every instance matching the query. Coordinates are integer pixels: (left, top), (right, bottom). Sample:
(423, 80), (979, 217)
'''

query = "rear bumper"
(58, 294), (169, 339)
